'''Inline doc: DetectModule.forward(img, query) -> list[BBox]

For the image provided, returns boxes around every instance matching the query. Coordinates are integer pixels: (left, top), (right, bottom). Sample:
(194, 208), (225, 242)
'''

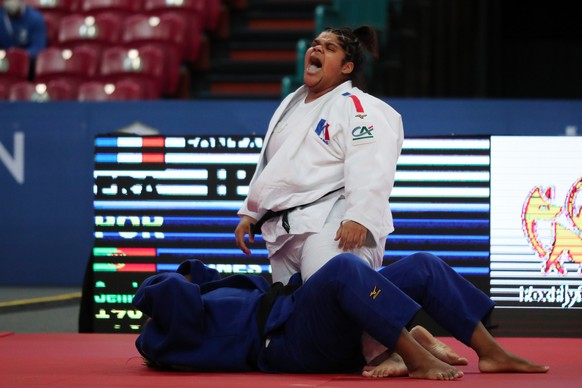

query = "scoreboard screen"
(92, 135), (264, 332)
(90, 135), (582, 336)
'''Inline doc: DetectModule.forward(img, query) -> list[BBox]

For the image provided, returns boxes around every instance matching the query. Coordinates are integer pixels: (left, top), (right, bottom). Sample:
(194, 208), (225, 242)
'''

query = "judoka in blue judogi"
(133, 252), (549, 379)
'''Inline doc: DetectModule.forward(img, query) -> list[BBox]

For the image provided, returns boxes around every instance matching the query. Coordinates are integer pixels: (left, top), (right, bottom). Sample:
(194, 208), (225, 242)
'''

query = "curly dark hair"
(322, 25), (379, 91)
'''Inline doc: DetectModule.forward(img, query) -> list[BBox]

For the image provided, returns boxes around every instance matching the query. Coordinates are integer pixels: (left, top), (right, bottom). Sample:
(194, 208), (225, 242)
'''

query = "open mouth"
(306, 55), (322, 73)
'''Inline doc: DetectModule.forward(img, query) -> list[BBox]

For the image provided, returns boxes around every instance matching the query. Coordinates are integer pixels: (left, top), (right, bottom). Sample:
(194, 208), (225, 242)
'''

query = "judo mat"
(0, 332), (578, 387)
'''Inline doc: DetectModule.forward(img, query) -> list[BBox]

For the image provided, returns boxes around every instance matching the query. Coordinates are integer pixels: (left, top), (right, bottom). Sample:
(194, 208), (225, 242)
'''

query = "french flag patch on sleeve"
(343, 92), (366, 119)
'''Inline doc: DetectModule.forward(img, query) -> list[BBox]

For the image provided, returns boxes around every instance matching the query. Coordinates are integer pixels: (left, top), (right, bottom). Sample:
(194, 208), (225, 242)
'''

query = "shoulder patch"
(351, 123), (375, 146)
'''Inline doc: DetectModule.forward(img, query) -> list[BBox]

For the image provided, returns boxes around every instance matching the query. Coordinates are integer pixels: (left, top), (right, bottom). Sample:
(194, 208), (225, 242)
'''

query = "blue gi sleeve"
(133, 272), (206, 367)
(177, 259), (221, 284)
(133, 272), (203, 323)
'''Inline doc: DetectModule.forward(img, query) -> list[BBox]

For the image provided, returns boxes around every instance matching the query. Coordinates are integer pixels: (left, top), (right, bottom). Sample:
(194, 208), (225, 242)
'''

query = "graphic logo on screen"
(522, 177), (582, 275)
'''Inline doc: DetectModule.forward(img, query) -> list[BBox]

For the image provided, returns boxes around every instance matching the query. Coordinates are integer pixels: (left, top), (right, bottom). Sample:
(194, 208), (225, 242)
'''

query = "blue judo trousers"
(133, 252), (494, 373)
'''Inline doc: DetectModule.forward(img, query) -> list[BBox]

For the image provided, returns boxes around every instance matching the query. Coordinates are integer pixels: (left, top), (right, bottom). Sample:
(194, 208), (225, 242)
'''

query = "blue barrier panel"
(0, 101), (278, 286)
(0, 99), (581, 285)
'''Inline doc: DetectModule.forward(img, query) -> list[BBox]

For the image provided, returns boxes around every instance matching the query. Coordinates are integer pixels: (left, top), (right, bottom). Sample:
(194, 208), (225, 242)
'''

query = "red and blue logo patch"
(314, 118), (330, 144)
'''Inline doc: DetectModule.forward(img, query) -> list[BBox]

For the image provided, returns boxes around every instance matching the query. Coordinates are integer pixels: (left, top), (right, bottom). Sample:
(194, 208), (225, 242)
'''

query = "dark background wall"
(377, 0), (582, 99)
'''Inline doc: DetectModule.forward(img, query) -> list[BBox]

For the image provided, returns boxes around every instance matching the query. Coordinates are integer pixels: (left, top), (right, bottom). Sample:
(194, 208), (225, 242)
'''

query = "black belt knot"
(249, 187), (345, 236)
(251, 209), (292, 235)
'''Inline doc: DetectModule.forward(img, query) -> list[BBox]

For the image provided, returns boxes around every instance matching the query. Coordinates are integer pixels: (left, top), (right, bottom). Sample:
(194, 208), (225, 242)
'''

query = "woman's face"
(303, 31), (354, 99)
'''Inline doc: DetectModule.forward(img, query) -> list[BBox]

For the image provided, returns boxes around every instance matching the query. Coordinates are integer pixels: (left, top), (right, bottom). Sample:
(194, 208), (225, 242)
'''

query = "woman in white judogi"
(234, 28), (546, 378)
(235, 26), (404, 285)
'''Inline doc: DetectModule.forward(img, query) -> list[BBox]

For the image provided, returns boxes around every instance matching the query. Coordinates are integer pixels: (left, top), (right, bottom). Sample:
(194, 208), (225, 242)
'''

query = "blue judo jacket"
(133, 260), (295, 371)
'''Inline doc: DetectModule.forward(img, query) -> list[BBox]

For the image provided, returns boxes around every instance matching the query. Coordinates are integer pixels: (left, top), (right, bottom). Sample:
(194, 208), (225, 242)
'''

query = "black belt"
(250, 208), (293, 235)
(250, 187), (344, 235)
(256, 282), (300, 342)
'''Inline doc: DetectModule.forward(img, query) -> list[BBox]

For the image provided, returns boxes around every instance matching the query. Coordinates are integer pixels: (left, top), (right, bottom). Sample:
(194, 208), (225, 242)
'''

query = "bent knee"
(318, 253), (370, 276)
(405, 252), (445, 270)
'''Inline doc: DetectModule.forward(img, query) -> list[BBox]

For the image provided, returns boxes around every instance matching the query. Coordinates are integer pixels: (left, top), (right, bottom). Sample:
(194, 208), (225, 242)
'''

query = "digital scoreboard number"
(91, 135), (582, 336)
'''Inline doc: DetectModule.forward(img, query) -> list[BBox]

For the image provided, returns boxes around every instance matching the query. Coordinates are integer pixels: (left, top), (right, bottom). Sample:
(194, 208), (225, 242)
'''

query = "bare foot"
(407, 356), (464, 380)
(362, 352), (409, 378)
(410, 325), (468, 365)
(470, 322), (549, 373)
(394, 328), (464, 380)
(479, 349), (549, 373)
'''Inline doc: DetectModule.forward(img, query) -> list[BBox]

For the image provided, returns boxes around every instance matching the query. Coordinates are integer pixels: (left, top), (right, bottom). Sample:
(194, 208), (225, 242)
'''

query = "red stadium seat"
(9, 80), (75, 101)
(122, 14), (187, 61)
(25, 0), (79, 44)
(99, 45), (164, 99)
(0, 48), (30, 90)
(204, 0), (223, 32)
(42, 12), (60, 46)
(142, 0), (204, 21)
(24, 0), (79, 19)
(122, 14), (186, 96)
(78, 0), (144, 18)
(78, 80), (145, 101)
(57, 13), (122, 55)
(142, 0), (205, 63)
(35, 46), (99, 95)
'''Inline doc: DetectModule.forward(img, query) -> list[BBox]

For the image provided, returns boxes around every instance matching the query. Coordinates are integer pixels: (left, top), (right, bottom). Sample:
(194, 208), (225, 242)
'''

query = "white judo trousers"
(268, 196), (386, 284)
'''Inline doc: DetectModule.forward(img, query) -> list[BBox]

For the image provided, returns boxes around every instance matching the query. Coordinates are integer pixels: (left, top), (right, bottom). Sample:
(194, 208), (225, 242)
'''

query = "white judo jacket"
(238, 81), (404, 243)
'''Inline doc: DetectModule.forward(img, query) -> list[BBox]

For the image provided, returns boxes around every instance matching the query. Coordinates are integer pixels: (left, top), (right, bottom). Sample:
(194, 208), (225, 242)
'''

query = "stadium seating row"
(24, 0), (222, 33)
(47, 13), (197, 95)
(4, 1), (225, 100)
(1, 78), (146, 101)
(46, 11), (203, 66)
(0, 5), (213, 99)
(0, 45), (179, 100)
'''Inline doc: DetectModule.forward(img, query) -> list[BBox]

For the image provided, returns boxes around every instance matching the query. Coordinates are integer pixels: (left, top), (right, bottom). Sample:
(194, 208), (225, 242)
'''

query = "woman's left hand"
(334, 220), (368, 251)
